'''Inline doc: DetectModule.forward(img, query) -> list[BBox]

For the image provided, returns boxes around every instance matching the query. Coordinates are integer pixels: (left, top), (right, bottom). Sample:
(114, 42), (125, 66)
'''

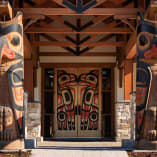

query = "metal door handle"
(75, 106), (77, 115)
(78, 105), (81, 115)
(75, 105), (81, 115)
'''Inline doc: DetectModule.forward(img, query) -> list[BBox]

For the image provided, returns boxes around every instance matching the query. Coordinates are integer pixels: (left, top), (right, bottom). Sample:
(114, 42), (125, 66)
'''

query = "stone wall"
(25, 101), (41, 139)
(116, 101), (135, 143)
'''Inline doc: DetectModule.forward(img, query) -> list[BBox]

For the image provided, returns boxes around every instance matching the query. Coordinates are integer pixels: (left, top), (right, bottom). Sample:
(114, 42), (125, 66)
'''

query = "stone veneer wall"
(25, 101), (41, 139)
(116, 101), (135, 142)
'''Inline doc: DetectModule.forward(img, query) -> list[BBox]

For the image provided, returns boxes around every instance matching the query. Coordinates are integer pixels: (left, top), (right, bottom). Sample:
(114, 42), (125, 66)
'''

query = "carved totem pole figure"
(136, 11), (157, 149)
(0, 12), (24, 149)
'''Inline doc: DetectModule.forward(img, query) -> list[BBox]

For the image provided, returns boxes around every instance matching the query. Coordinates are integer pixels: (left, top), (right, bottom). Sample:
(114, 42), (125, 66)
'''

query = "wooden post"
(124, 60), (133, 100)
(0, 3), (24, 149)
(119, 68), (123, 88)
(24, 59), (34, 101)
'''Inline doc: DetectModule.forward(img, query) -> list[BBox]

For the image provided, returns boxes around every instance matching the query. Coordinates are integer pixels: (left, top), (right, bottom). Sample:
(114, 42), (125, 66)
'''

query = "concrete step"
(31, 149), (129, 157)
(37, 141), (122, 148)
(31, 141), (129, 157)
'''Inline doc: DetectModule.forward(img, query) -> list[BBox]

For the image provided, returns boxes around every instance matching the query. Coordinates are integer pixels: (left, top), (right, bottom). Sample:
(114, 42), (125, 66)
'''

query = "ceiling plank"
(39, 52), (75, 56)
(17, 8), (144, 16)
(114, 14), (136, 19)
(80, 52), (116, 56)
(35, 41), (125, 47)
(49, 15), (109, 29)
(40, 33), (76, 55)
(48, 15), (65, 25)
(92, 15), (109, 26)
(36, 41), (76, 46)
(81, 41), (125, 47)
(41, 34), (57, 41)
(39, 51), (116, 56)
(25, 26), (132, 34)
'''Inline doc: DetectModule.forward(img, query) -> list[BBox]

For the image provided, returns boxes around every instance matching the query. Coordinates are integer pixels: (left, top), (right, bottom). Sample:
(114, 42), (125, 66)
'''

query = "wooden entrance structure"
(17, 0), (144, 140)
(16, 0), (145, 107)
(41, 63), (115, 138)
(1, 0), (153, 146)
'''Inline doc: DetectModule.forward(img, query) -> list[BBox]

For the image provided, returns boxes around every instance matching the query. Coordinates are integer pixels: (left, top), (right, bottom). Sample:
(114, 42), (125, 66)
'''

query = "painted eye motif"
(139, 35), (148, 46)
(11, 36), (20, 46)
(136, 68), (148, 86)
(137, 32), (151, 51)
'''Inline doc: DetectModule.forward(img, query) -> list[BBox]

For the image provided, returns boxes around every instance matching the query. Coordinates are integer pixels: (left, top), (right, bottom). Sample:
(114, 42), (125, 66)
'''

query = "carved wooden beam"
(17, 8), (144, 16)
(39, 52), (116, 56)
(25, 26), (132, 34)
(125, 32), (136, 59)
(35, 41), (125, 47)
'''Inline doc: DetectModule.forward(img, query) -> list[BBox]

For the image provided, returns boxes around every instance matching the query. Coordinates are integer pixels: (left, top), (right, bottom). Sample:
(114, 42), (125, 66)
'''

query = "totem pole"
(0, 9), (24, 149)
(136, 9), (157, 149)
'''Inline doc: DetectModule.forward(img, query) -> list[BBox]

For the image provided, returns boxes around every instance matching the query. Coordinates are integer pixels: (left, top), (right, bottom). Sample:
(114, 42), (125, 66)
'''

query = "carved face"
(137, 16), (157, 60)
(136, 61), (150, 137)
(0, 12), (24, 137)
(0, 13), (23, 63)
(136, 13), (157, 138)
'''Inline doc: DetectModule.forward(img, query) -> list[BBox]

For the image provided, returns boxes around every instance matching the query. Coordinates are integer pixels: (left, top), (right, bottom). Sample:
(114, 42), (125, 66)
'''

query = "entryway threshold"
(44, 137), (112, 141)
(37, 140), (122, 149)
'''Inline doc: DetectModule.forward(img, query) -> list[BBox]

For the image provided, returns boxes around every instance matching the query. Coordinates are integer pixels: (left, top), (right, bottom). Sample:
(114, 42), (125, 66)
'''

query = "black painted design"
(57, 70), (77, 130)
(64, 18), (92, 56)
(0, 36), (23, 62)
(0, 24), (22, 36)
(63, 0), (97, 13)
(136, 12), (157, 140)
(79, 70), (99, 130)
(8, 61), (24, 111)
(0, 12), (24, 143)
(57, 70), (99, 131)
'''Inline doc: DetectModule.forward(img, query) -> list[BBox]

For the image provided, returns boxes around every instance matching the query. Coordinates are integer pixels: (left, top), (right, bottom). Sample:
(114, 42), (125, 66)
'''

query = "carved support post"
(136, 5), (157, 149)
(0, 2), (24, 149)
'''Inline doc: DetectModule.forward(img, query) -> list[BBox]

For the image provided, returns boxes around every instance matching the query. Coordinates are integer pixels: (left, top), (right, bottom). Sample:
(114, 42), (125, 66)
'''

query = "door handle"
(75, 106), (77, 115)
(78, 105), (81, 115)
(75, 105), (81, 115)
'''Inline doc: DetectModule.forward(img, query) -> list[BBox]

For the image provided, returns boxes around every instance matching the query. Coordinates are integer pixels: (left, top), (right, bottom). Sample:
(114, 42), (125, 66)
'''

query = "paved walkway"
(31, 141), (129, 157)
(31, 149), (128, 157)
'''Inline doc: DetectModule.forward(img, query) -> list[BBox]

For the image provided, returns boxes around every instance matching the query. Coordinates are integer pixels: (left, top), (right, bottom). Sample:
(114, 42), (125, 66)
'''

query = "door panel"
(54, 68), (101, 137)
(78, 69), (100, 137)
(54, 69), (78, 137)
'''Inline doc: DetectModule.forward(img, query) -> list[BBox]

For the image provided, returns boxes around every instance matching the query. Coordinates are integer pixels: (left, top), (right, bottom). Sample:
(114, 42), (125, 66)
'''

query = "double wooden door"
(54, 68), (101, 137)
